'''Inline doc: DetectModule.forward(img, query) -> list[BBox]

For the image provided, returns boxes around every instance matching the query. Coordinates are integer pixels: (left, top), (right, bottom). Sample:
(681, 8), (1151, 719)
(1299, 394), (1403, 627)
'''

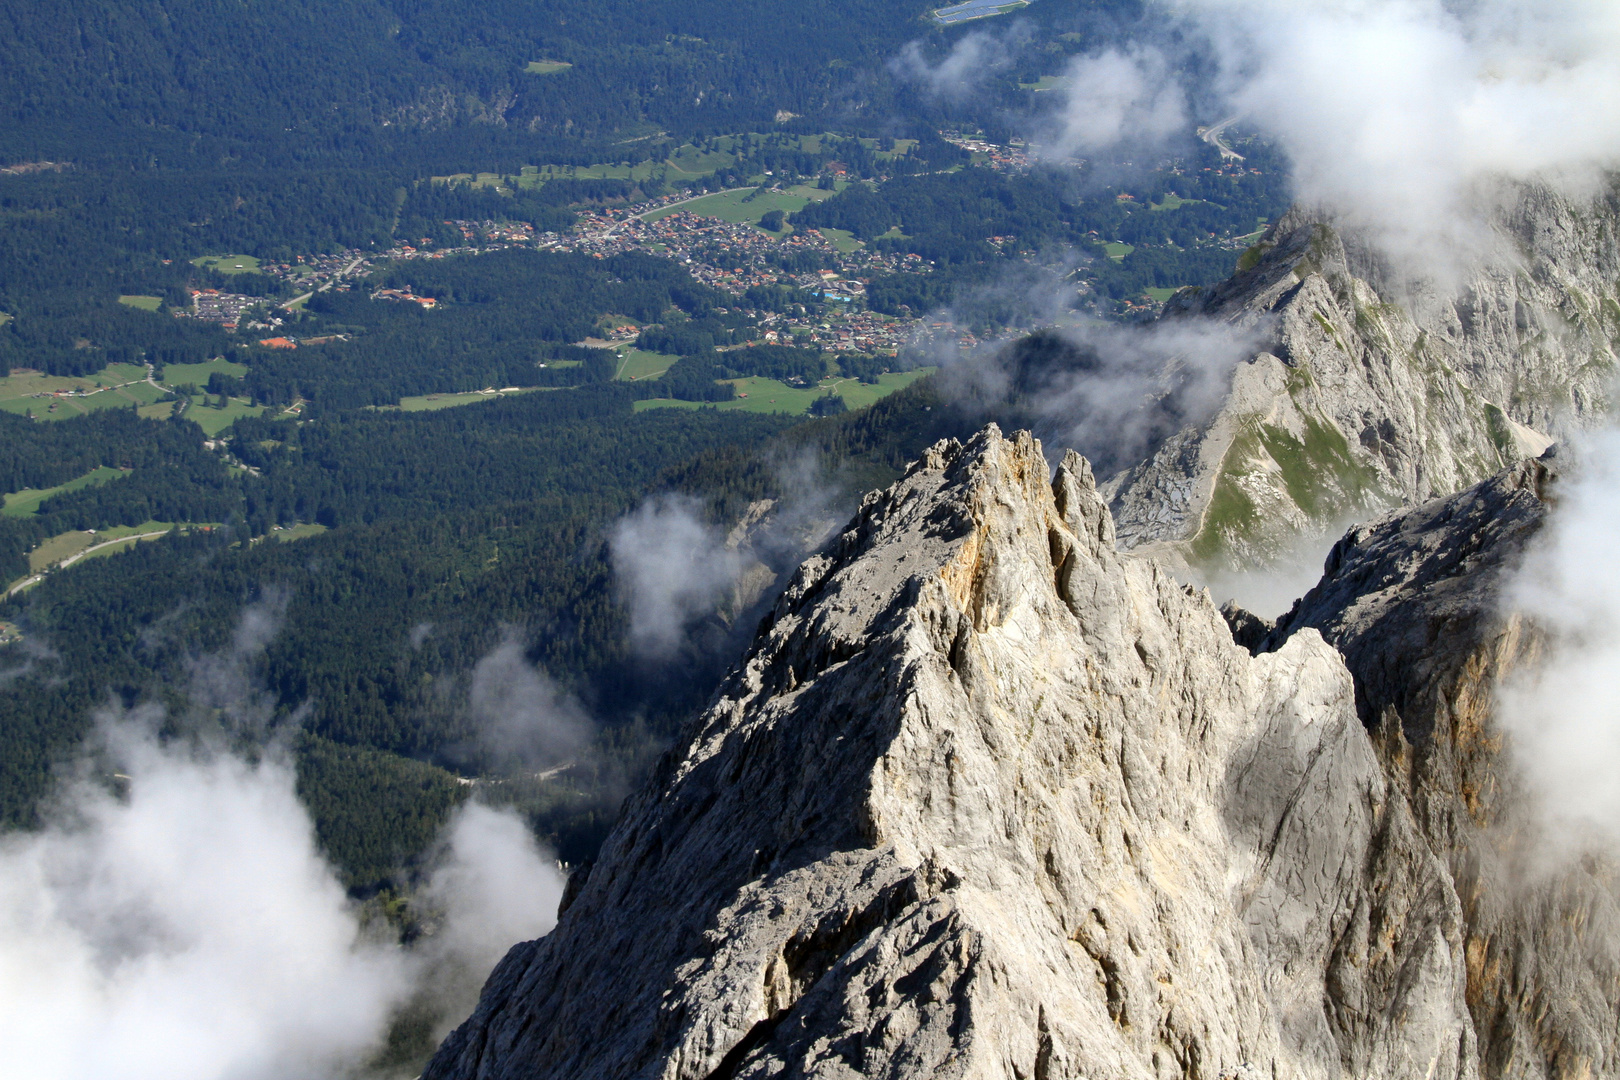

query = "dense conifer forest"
(0, 0), (1285, 892)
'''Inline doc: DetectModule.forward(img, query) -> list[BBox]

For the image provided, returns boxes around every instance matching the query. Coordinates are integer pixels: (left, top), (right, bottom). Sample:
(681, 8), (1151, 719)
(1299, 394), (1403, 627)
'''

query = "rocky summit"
(1107, 187), (1620, 569)
(423, 425), (1613, 1080)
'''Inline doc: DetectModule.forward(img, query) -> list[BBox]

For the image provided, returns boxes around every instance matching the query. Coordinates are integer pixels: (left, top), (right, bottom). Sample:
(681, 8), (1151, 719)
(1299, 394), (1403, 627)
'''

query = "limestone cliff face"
(1258, 452), (1620, 1080)
(424, 427), (1476, 1080)
(1107, 184), (1620, 567)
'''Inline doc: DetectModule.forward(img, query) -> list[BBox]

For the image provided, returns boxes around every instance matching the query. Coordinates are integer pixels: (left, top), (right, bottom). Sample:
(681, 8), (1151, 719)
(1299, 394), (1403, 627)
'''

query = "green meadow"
(191, 254), (262, 274)
(633, 368), (932, 416)
(2, 466), (128, 517)
(0, 363), (160, 419)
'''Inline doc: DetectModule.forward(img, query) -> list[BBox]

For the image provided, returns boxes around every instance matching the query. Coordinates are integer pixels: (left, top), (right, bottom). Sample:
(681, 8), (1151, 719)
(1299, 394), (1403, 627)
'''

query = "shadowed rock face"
(1107, 184), (1620, 568)
(424, 427), (1476, 1080)
(1259, 451), (1620, 1080)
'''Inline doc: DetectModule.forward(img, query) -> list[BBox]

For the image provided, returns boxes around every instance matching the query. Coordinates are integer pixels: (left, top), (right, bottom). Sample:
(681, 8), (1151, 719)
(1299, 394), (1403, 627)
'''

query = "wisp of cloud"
(0, 711), (566, 1080)
(1498, 431), (1620, 846)
(0, 603), (569, 1080)
(609, 495), (747, 660)
(942, 315), (1266, 479)
(890, 24), (1029, 101)
(1043, 46), (1188, 162)
(0, 711), (409, 1080)
(1043, 0), (1620, 279)
(467, 629), (591, 770)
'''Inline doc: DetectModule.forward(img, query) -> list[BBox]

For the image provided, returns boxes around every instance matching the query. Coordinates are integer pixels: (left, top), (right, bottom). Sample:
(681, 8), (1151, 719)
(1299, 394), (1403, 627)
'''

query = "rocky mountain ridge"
(1251, 450), (1620, 1077)
(1105, 183), (1620, 569)
(422, 426), (1611, 1080)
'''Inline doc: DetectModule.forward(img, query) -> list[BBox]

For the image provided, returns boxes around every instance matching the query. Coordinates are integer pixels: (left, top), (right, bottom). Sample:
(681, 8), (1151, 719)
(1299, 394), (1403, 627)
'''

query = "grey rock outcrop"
(425, 427), (1477, 1080)
(1260, 450), (1620, 1079)
(1106, 184), (1620, 568)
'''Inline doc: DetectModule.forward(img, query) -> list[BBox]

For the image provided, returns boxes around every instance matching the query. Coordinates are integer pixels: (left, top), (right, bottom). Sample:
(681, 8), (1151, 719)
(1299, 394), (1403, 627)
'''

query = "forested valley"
(0, 0), (1288, 907)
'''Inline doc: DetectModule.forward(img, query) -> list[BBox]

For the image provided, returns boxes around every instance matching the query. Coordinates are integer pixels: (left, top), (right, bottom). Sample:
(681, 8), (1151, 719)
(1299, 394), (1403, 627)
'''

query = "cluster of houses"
(371, 288), (438, 309)
(177, 289), (259, 330)
(938, 132), (1031, 171)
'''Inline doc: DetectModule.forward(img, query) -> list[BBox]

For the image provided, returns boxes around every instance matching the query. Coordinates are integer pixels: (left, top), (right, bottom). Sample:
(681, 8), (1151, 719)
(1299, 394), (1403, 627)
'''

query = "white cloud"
(0, 713), (409, 1080)
(414, 803), (565, 1039)
(609, 495), (746, 659)
(466, 630), (590, 769)
(1024, 0), (1620, 276)
(1186, 0), (1620, 277)
(0, 595), (573, 1080)
(890, 25), (1029, 100)
(1498, 432), (1620, 844)
(943, 316), (1267, 478)
(1044, 46), (1188, 160)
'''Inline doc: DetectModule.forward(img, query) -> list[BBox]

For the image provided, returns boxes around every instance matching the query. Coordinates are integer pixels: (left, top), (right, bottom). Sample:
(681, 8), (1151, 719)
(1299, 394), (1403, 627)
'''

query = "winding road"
(1198, 117), (1244, 162)
(5, 528), (175, 598)
(285, 255), (366, 308)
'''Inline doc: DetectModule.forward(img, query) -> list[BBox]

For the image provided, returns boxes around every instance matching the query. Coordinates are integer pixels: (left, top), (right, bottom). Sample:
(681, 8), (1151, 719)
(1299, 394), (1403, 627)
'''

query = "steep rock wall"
(1260, 453), (1620, 1080)
(425, 427), (1473, 1080)
(1107, 184), (1620, 567)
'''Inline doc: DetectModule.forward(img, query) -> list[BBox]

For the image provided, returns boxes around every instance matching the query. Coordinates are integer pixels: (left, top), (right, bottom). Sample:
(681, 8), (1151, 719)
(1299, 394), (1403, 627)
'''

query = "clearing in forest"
(0, 363), (161, 419)
(2, 466), (129, 517)
(633, 368), (933, 416)
(191, 254), (262, 274)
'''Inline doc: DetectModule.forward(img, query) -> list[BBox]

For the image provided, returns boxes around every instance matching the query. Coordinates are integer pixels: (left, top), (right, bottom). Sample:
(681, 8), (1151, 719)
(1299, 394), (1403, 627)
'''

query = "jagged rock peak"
(426, 425), (1474, 1080)
(1109, 185), (1617, 568)
(1256, 449), (1620, 1078)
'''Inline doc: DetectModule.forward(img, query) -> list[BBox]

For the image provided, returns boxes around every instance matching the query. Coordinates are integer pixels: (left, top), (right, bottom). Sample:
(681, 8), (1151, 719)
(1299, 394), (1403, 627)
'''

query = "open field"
(1018, 75), (1069, 91)
(438, 138), (886, 193)
(3, 466), (128, 517)
(1234, 220), (1269, 245)
(191, 254), (261, 274)
(182, 396), (265, 436)
(633, 368), (933, 416)
(816, 228), (864, 253)
(783, 182), (844, 203)
(642, 188), (813, 228)
(827, 370), (934, 409)
(0, 362), (163, 419)
(382, 387), (544, 412)
(525, 60), (572, 74)
(270, 522), (329, 543)
(25, 520), (184, 575)
(614, 348), (680, 381)
(1144, 287), (1181, 303)
(160, 358), (250, 386)
(1104, 242), (1135, 260)
(118, 294), (163, 311)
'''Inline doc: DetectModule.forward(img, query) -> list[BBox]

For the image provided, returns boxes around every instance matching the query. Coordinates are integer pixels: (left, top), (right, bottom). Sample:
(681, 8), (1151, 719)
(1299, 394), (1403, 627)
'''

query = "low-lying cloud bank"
(1056, 0), (1620, 278)
(0, 715), (562, 1080)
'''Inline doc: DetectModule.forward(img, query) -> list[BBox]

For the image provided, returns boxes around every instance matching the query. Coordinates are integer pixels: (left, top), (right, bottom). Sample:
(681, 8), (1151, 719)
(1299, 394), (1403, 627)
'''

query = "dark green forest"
(0, 367), (1007, 890)
(0, 390), (797, 882)
(793, 148), (1290, 317)
(0, 0), (1297, 897)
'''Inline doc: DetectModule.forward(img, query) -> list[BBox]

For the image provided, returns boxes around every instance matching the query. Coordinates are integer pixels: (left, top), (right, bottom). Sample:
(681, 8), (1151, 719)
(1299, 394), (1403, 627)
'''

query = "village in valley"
(166, 135), (1045, 363)
(165, 125), (1265, 367)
